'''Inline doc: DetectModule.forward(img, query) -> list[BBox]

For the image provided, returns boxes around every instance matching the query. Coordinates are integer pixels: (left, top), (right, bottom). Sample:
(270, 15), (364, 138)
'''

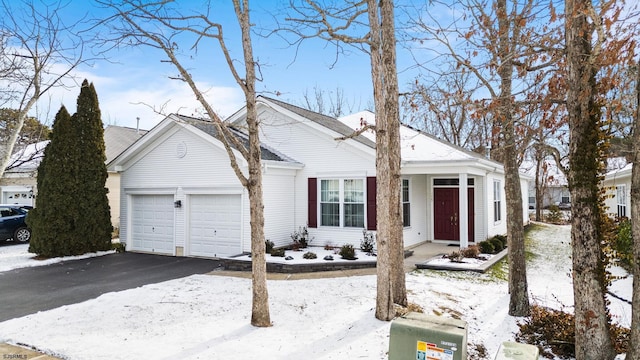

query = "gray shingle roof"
(104, 126), (148, 164)
(174, 114), (295, 162)
(260, 96), (376, 149)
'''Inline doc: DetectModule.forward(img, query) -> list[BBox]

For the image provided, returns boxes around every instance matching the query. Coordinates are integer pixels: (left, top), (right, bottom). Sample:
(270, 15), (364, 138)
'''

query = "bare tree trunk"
(247, 127), (270, 326)
(534, 144), (544, 221)
(368, 0), (394, 321)
(380, 0), (406, 308)
(626, 61), (640, 360)
(281, 0), (405, 320)
(234, 0), (271, 327)
(496, 0), (529, 317)
(565, 0), (615, 358)
(368, 0), (406, 320)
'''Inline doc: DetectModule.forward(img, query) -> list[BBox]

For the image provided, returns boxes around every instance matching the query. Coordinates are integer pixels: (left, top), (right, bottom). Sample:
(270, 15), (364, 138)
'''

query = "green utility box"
(494, 341), (539, 360)
(389, 312), (467, 360)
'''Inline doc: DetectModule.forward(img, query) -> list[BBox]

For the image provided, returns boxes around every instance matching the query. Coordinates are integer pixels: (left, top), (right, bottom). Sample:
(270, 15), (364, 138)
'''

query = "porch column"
(459, 173), (469, 248)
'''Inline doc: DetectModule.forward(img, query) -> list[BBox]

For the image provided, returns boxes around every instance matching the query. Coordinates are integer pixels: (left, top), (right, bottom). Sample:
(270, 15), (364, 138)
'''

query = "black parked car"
(0, 204), (32, 242)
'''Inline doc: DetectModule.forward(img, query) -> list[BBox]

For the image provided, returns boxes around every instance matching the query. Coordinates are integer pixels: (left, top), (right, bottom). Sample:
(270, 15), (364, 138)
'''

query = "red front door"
(434, 188), (459, 240)
(434, 188), (475, 242)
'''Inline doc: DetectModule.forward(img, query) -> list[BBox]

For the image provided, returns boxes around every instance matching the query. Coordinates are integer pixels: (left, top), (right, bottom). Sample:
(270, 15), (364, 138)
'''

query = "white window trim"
(493, 180), (502, 223)
(319, 178), (366, 228)
(402, 178), (411, 228)
(616, 185), (627, 218)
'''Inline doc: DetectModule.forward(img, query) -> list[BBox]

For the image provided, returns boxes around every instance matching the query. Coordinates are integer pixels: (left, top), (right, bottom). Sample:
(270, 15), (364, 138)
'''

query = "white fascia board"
(401, 159), (504, 176)
(107, 114), (179, 171)
(262, 160), (304, 170)
(605, 164), (632, 180)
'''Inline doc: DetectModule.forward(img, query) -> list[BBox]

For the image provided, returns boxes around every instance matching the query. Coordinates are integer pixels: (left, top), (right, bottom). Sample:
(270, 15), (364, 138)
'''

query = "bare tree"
(628, 58), (640, 360)
(99, 0), (271, 327)
(299, 86), (361, 118)
(368, 0), (405, 320)
(283, 0), (406, 320)
(404, 69), (487, 150)
(404, 0), (564, 316)
(0, 0), (86, 179)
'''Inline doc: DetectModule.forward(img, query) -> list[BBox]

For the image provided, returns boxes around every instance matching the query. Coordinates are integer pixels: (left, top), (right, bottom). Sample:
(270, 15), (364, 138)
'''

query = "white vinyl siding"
(262, 171), (297, 248)
(402, 175), (427, 248)
(120, 126), (247, 256)
(237, 106), (375, 246)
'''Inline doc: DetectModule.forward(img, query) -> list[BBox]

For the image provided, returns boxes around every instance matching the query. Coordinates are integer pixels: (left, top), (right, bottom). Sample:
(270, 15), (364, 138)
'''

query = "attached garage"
(188, 194), (242, 258)
(130, 195), (175, 254)
(109, 114), (302, 259)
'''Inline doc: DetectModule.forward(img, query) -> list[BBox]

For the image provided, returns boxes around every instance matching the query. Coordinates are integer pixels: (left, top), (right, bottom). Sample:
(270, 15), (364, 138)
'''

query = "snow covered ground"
(0, 243), (113, 272)
(0, 223), (632, 360)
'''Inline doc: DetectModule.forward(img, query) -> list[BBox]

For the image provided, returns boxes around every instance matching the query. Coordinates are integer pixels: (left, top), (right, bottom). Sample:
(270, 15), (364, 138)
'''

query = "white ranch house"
(108, 97), (530, 258)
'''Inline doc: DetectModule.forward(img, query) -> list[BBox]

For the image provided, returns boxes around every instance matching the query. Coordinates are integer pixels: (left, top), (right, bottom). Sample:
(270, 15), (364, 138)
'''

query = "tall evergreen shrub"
(28, 106), (77, 256)
(72, 80), (112, 252)
(27, 80), (112, 257)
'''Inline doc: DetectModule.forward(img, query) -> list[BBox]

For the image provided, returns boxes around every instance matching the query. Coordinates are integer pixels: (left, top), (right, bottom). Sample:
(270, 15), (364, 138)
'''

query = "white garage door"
(131, 195), (175, 254)
(189, 194), (241, 258)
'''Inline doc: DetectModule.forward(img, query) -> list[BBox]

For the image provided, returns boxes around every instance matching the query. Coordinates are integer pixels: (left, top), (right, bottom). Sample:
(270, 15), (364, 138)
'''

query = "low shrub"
(461, 245), (480, 258)
(265, 239), (275, 253)
(303, 251), (317, 259)
(614, 217), (633, 269)
(516, 305), (629, 359)
(339, 244), (357, 260)
(111, 242), (126, 253)
(447, 250), (464, 262)
(545, 205), (564, 224)
(291, 225), (313, 248)
(291, 241), (301, 251)
(478, 240), (495, 254)
(360, 229), (375, 254)
(489, 237), (504, 252)
(270, 248), (285, 257)
(492, 234), (507, 248)
(324, 242), (334, 250)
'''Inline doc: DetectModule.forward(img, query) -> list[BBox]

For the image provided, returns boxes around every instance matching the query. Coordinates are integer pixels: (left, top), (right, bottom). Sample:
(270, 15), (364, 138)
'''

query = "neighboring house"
(603, 163), (632, 219)
(0, 125), (146, 228)
(521, 156), (630, 211)
(520, 158), (570, 210)
(104, 125), (148, 227)
(0, 141), (48, 206)
(109, 96), (530, 259)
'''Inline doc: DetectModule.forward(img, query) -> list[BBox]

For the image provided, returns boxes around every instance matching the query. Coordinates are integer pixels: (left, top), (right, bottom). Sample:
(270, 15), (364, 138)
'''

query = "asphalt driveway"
(0, 252), (222, 322)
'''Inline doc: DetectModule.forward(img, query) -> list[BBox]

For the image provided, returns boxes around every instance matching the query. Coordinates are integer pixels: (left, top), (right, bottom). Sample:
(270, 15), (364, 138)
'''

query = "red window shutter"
(308, 178), (317, 228)
(367, 176), (377, 230)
